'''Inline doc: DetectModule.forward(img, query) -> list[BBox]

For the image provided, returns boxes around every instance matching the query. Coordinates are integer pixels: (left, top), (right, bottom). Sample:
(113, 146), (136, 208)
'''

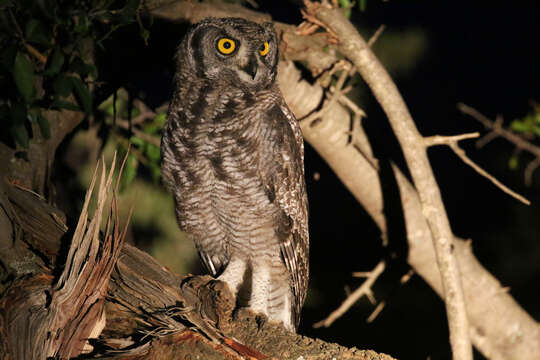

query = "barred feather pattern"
(161, 18), (309, 331)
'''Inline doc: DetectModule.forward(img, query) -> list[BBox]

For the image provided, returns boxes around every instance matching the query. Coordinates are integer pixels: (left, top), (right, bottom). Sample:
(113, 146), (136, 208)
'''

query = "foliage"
(97, 89), (165, 190)
(507, 102), (540, 169)
(0, 0), (145, 149)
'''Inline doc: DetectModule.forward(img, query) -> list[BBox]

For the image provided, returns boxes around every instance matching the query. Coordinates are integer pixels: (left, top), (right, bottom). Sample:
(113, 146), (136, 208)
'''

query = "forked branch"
(303, 2), (473, 359)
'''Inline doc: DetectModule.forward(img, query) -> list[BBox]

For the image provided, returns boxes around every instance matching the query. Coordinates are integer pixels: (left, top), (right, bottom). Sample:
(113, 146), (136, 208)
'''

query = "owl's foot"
(180, 275), (269, 359)
(179, 275), (235, 341)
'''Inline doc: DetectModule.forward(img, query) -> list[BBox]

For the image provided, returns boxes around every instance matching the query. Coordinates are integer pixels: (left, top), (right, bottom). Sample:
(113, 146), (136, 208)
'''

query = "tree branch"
(278, 59), (540, 360)
(304, 3), (472, 359)
(313, 261), (385, 328)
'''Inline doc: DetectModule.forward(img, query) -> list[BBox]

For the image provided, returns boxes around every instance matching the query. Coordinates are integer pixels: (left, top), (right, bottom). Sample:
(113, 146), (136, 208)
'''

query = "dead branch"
(314, 261), (385, 328)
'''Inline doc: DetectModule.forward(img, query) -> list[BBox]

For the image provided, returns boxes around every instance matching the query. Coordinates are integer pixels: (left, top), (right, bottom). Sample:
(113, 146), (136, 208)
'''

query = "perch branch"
(314, 261), (385, 328)
(305, 3), (473, 359)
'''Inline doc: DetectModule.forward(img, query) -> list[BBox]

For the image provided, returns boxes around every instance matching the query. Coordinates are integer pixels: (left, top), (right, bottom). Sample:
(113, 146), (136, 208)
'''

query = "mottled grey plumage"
(161, 17), (309, 331)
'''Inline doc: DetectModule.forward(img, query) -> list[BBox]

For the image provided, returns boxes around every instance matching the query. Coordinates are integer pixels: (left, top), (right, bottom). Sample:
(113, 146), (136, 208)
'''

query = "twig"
(459, 103), (540, 186)
(449, 143), (530, 205)
(475, 131), (499, 149)
(8, 8), (47, 64)
(366, 301), (385, 323)
(300, 61), (351, 125)
(524, 157), (540, 186)
(424, 130), (530, 204)
(367, 25), (386, 47)
(313, 261), (385, 328)
(424, 132), (480, 147)
(115, 118), (160, 147)
(458, 103), (540, 158)
(300, 8), (338, 42)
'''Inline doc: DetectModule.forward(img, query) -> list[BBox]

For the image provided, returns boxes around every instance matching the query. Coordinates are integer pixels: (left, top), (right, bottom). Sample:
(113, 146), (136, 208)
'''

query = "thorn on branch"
(367, 25), (386, 47)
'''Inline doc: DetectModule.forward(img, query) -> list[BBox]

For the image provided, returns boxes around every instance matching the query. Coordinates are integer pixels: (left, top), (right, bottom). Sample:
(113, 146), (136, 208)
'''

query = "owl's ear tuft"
(262, 22), (276, 32)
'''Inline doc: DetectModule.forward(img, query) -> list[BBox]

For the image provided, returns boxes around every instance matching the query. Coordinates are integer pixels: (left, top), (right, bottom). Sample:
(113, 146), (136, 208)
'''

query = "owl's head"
(177, 17), (279, 90)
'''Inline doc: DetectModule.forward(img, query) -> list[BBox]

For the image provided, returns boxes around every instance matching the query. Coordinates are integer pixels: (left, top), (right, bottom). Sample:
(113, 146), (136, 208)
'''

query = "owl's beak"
(240, 55), (258, 80)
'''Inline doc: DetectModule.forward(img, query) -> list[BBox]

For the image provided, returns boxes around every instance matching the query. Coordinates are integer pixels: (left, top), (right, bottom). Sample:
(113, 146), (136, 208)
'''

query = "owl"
(161, 17), (309, 332)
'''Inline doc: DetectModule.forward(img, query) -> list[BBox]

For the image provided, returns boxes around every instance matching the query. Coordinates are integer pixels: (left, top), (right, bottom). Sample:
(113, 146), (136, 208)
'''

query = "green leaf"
(52, 75), (73, 97)
(0, 44), (17, 71)
(120, 154), (138, 191)
(508, 155), (519, 170)
(338, 0), (352, 18)
(358, 0), (367, 11)
(50, 99), (80, 111)
(149, 163), (161, 182)
(37, 114), (51, 139)
(143, 124), (158, 135)
(70, 77), (92, 114)
(43, 48), (64, 77)
(69, 57), (98, 79)
(119, 0), (141, 22)
(153, 112), (166, 127)
(533, 125), (540, 138)
(129, 135), (145, 147)
(10, 124), (29, 148)
(25, 19), (50, 46)
(74, 15), (89, 34)
(145, 143), (160, 161)
(140, 28), (150, 45)
(510, 120), (529, 133)
(13, 51), (35, 103)
(10, 101), (27, 126)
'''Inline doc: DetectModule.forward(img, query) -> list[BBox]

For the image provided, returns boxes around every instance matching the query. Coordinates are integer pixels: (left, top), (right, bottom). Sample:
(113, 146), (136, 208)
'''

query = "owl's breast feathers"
(161, 82), (309, 328)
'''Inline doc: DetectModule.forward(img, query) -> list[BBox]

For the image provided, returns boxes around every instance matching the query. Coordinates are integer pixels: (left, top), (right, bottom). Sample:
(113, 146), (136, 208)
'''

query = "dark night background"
(88, 1), (539, 359)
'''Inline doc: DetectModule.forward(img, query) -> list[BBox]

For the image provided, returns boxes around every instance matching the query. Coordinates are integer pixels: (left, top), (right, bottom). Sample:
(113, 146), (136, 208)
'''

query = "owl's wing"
(264, 102), (309, 329)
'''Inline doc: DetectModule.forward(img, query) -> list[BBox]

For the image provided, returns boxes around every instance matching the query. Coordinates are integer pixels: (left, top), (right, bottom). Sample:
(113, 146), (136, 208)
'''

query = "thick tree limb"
(278, 55), (540, 360)
(303, 3), (472, 359)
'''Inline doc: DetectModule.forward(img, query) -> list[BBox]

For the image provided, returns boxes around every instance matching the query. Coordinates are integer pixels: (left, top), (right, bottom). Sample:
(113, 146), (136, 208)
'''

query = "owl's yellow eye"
(259, 41), (269, 56)
(217, 38), (236, 55)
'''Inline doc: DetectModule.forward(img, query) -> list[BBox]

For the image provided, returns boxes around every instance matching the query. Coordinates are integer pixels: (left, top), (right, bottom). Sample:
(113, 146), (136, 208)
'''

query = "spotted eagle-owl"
(160, 17), (309, 332)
